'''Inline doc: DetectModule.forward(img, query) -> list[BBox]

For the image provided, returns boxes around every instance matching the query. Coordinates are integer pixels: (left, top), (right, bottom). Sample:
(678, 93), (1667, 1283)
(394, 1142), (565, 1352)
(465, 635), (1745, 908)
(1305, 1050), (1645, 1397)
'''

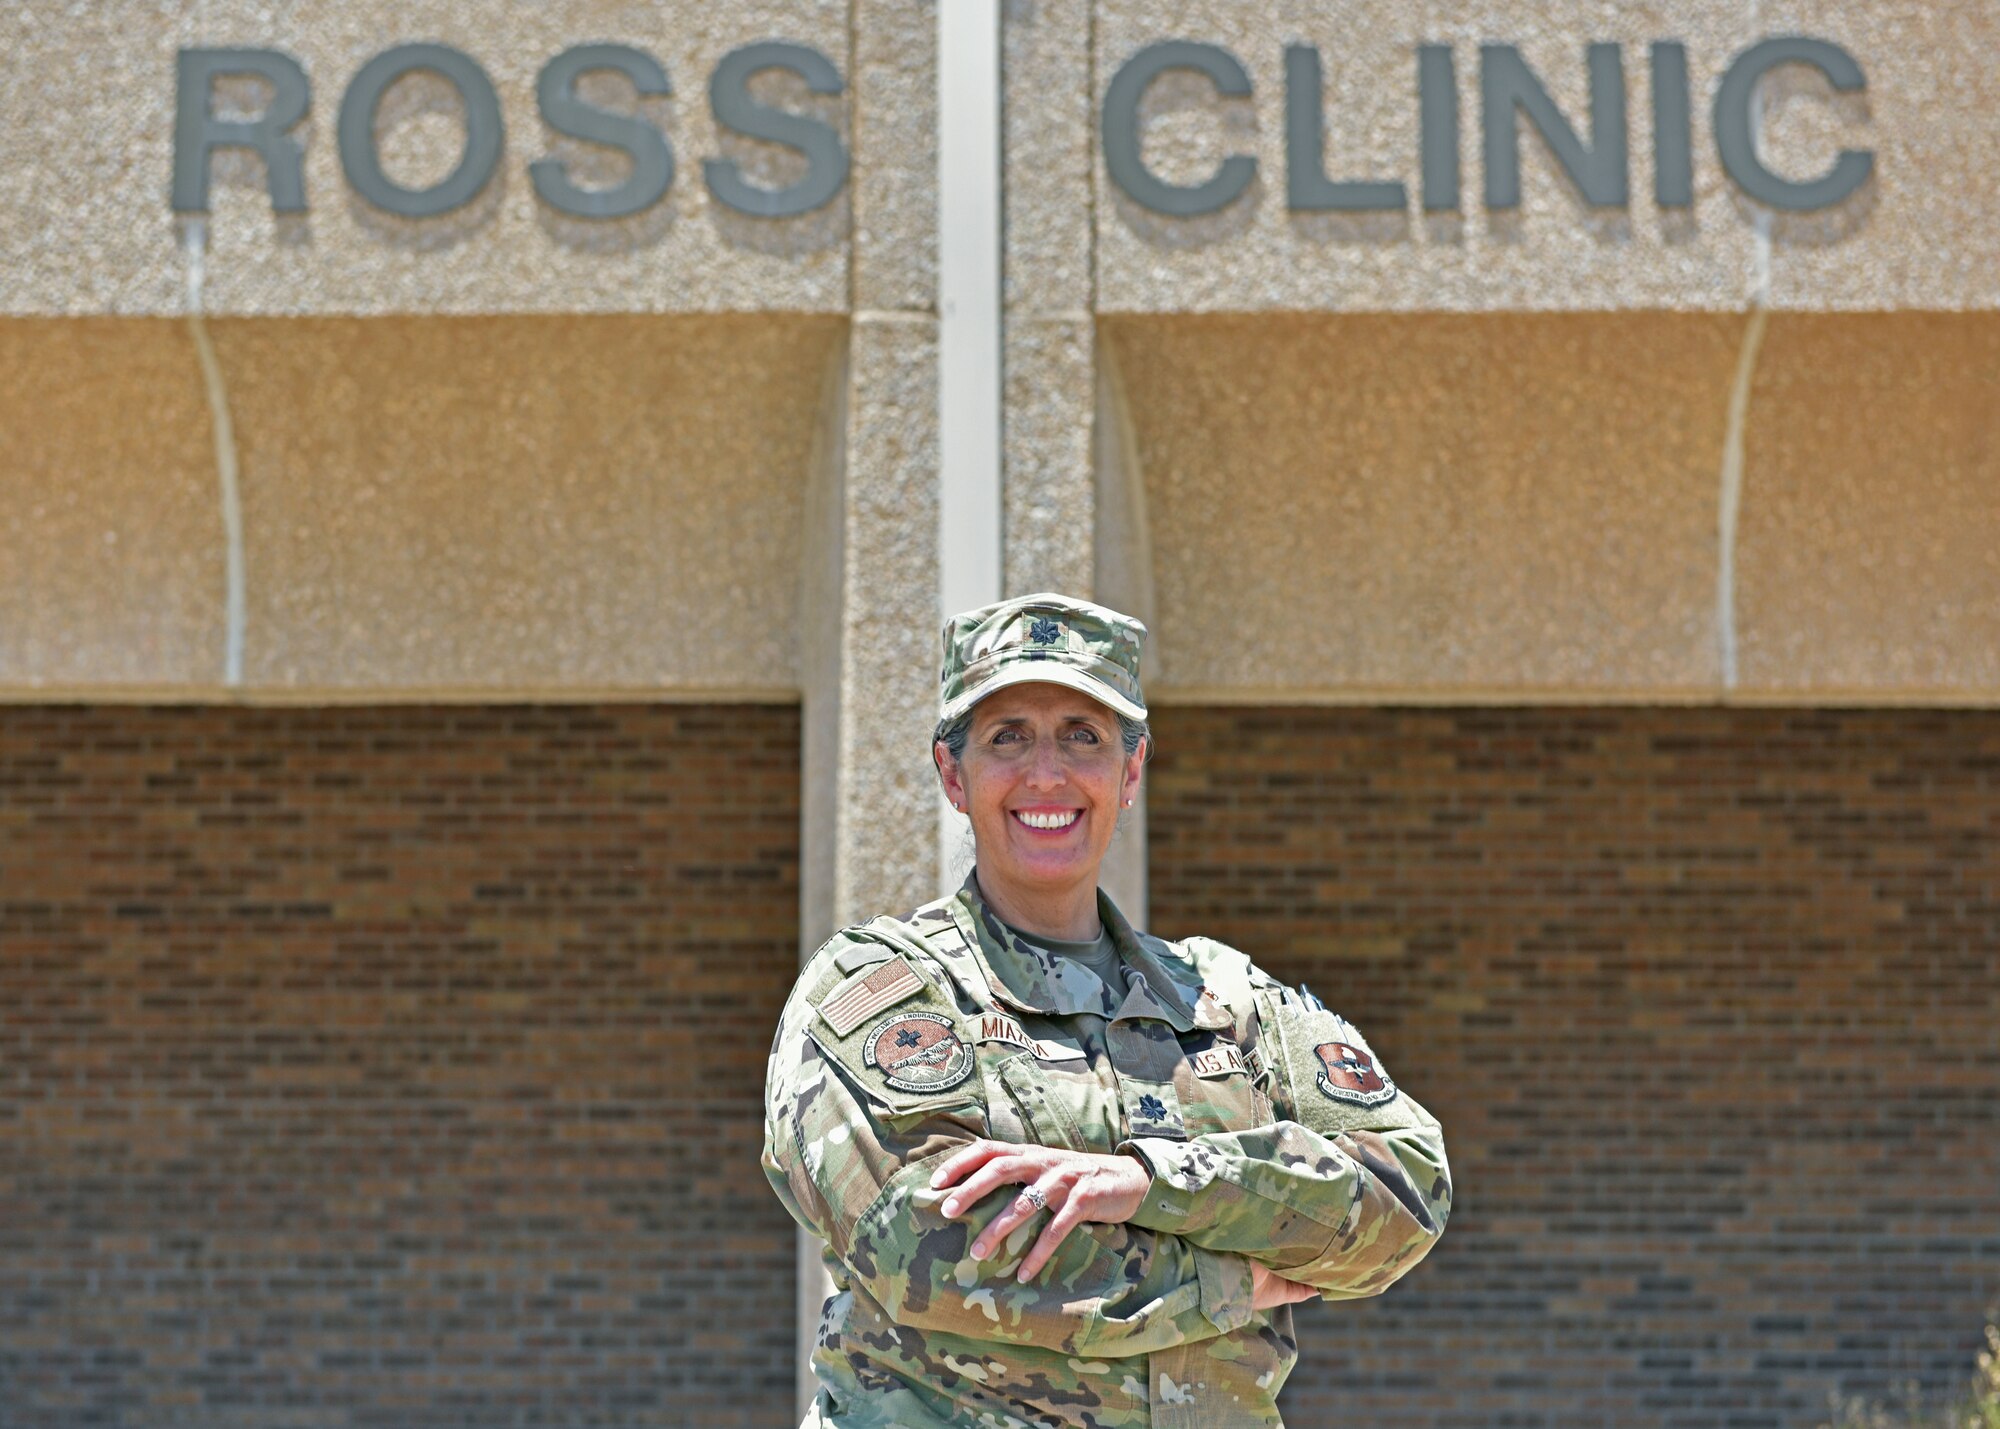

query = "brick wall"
(10, 700), (1997, 1427)
(0, 704), (800, 1428)
(1149, 706), (2000, 1429)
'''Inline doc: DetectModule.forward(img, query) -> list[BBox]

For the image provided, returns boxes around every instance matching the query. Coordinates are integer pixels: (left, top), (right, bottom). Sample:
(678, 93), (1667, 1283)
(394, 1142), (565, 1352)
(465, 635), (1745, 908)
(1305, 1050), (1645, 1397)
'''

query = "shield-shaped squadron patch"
(863, 1011), (975, 1095)
(1313, 1040), (1398, 1107)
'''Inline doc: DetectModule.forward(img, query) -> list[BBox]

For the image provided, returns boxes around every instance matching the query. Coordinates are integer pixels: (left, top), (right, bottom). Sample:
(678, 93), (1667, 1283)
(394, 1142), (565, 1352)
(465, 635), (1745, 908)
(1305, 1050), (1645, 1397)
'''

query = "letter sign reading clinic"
(1103, 35), (1873, 218)
(171, 41), (849, 220)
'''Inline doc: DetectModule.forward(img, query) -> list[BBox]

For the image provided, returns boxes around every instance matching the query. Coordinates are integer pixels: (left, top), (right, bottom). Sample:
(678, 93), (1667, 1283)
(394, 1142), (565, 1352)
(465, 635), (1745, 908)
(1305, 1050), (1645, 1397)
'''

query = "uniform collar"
(944, 869), (1206, 1029)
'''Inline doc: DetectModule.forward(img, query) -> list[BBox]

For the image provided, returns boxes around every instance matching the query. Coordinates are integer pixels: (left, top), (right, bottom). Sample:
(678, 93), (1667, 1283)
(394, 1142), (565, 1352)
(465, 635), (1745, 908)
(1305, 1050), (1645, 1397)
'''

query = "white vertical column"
(937, 0), (1004, 882)
(795, 343), (848, 1422)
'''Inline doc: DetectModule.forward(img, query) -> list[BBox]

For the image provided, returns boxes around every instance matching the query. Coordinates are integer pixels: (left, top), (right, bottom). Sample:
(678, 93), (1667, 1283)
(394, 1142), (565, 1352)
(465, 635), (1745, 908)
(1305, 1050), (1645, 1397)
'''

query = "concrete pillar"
(995, 1), (1155, 924)
(794, 2), (941, 1417)
(837, 0), (944, 920)
(1002, 0), (1095, 603)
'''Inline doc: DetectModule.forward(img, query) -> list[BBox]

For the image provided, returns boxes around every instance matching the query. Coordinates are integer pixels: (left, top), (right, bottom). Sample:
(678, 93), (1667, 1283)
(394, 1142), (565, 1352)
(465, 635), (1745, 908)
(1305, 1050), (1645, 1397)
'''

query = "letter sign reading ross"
(530, 44), (675, 219)
(172, 39), (850, 226)
(337, 44), (504, 218)
(172, 48), (312, 213)
(703, 41), (850, 218)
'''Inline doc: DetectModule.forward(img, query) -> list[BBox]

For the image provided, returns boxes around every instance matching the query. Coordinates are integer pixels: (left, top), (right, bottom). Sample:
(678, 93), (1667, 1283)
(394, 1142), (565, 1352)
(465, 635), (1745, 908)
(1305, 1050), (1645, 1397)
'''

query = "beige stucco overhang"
(1050, 1), (2000, 708)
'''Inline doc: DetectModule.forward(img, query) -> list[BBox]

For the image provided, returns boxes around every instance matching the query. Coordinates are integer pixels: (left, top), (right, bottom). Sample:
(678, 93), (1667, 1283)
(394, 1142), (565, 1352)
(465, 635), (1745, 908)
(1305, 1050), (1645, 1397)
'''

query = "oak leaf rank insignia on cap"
(938, 591), (1147, 723)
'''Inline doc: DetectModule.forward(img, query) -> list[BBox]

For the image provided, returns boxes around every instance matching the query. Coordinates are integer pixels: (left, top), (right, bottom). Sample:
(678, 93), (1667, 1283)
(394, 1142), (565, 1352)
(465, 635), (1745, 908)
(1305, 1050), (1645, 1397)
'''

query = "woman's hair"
(932, 706), (1150, 769)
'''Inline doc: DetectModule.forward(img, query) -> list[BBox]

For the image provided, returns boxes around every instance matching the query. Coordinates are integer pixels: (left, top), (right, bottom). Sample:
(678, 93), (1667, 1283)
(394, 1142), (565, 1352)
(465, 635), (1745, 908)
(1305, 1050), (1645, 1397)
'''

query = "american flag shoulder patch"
(819, 956), (925, 1037)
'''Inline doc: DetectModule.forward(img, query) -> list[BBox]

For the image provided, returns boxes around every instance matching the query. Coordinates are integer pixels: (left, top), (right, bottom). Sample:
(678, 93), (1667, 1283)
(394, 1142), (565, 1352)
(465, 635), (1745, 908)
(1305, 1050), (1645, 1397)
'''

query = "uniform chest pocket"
(992, 1051), (1095, 1152)
(1174, 1029), (1272, 1137)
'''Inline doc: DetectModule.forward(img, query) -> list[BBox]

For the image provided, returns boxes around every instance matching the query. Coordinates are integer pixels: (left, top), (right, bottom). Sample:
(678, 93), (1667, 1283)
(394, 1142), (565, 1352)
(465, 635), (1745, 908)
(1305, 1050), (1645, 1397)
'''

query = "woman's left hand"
(931, 1141), (1151, 1281)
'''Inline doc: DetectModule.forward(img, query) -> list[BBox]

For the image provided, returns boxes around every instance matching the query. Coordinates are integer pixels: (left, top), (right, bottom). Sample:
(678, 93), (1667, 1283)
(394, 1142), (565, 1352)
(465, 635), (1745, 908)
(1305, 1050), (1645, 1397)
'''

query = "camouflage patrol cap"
(939, 592), (1148, 724)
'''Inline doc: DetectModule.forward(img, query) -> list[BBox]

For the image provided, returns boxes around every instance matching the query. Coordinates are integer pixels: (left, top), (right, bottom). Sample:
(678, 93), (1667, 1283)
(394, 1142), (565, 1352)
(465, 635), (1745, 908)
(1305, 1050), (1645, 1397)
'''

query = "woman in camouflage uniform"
(763, 592), (1452, 1427)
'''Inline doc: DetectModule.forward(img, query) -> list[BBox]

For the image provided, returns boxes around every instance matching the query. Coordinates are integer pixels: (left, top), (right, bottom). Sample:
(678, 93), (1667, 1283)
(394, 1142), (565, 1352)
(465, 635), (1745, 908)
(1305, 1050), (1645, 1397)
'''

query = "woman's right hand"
(1250, 1260), (1319, 1311)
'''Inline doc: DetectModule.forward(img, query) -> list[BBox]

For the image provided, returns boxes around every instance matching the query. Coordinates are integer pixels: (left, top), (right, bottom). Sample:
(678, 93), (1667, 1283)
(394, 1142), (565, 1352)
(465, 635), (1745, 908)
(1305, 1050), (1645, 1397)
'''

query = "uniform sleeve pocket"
(1262, 1000), (1430, 1137)
(804, 1022), (985, 1120)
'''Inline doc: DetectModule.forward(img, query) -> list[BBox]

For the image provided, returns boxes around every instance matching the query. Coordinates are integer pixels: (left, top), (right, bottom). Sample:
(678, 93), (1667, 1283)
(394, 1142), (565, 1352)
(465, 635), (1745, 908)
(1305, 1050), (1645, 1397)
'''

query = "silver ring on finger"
(1021, 1184), (1047, 1211)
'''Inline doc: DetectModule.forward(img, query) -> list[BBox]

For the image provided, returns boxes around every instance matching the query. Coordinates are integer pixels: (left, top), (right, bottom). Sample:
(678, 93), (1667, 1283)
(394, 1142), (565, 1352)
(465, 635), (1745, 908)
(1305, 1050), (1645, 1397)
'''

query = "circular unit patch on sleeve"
(862, 1010), (975, 1095)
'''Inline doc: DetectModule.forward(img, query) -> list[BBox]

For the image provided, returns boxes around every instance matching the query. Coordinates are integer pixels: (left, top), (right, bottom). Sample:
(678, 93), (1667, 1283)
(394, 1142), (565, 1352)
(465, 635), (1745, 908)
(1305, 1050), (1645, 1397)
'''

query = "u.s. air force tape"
(1187, 1041), (1246, 1078)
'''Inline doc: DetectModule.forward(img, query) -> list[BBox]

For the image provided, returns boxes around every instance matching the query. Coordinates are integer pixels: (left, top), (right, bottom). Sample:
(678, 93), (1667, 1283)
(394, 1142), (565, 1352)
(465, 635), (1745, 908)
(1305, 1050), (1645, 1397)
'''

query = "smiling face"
(934, 682), (1146, 921)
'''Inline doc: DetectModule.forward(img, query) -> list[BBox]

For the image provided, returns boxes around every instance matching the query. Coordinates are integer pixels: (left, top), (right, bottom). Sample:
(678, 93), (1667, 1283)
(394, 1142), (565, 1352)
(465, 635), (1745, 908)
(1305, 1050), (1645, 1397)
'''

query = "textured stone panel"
(1003, 315), (1095, 597)
(1003, 0), (1093, 313)
(1735, 313), (2000, 696)
(1757, 3), (2000, 309)
(1105, 312), (1740, 696)
(851, 0), (937, 312)
(1092, 0), (1998, 312)
(204, 314), (840, 693)
(0, 319), (223, 687)
(837, 315), (941, 921)
(0, 1), (848, 315)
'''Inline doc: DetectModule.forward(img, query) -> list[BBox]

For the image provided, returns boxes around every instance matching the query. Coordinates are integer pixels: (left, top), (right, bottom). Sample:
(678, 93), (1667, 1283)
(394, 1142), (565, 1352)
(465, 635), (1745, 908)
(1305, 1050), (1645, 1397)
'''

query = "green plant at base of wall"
(1821, 1317), (2000, 1429)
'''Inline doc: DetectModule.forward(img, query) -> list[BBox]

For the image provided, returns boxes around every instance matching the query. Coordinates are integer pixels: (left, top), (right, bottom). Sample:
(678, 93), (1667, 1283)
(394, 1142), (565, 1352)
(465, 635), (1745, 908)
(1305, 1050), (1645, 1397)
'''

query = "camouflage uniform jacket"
(763, 873), (1452, 1427)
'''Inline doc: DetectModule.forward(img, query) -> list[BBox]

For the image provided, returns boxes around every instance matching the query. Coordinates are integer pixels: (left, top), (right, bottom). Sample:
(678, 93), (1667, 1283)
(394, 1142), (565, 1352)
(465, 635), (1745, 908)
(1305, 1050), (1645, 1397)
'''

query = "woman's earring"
(1123, 798), (1133, 808)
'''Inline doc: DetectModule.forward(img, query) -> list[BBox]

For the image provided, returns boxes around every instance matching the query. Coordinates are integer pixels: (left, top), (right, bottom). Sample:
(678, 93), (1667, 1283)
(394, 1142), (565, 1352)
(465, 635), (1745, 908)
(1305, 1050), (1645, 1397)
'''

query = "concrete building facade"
(2, 3), (1996, 1423)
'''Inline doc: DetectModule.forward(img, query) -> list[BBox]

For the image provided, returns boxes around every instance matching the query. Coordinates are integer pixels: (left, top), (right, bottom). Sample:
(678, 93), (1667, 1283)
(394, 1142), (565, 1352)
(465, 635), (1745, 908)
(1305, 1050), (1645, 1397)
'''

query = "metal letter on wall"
(1713, 36), (1872, 211)
(1650, 41), (1693, 207)
(1480, 42), (1628, 208)
(1284, 45), (1404, 212)
(171, 48), (311, 213)
(530, 44), (674, 219)
(337, 43), (504, 218)
(1101, 40), (1256, 217)
(1416, 44), (1459, 212)
(703, 41), (848, 217)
